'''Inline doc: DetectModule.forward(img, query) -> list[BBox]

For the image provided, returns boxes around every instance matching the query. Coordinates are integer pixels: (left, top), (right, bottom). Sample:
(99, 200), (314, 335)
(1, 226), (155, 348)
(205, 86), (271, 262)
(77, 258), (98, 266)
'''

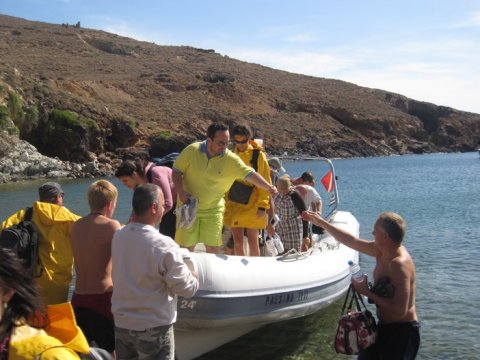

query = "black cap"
(38, 182), (64, 200)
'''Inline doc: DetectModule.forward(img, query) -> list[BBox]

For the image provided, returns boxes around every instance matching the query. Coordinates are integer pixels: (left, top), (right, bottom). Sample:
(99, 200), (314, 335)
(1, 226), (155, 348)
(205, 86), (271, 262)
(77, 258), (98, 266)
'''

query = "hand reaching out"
(301, 210), (323, 225)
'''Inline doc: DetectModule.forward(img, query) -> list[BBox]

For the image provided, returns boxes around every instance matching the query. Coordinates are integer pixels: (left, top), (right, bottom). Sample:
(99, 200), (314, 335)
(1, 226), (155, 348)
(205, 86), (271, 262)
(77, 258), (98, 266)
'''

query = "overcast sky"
(2, 0), (479, 113)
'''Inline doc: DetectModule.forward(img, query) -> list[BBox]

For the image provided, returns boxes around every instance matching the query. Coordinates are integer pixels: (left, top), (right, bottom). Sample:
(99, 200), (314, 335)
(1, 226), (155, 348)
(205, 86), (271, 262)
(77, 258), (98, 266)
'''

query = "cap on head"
(38, 182), (64, 200)
(268, 157), (286, 173)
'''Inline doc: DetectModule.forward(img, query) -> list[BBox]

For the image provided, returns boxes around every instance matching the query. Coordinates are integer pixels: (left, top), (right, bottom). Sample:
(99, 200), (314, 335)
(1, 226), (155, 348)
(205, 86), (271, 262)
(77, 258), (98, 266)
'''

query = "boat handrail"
(270, 156), (340, 218)
(301, 157), (339, 219)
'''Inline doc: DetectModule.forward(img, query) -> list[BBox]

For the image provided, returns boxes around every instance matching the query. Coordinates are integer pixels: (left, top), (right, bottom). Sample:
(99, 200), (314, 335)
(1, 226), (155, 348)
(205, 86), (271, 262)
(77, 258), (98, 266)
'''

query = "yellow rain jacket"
(8, 302), (90, 359)
(224, 141), (272, 229)
(1, 202), (80, 305)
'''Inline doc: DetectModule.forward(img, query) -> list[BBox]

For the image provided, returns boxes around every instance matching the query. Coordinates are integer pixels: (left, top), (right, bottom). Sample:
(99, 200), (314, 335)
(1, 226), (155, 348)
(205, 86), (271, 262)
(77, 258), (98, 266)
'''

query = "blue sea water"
(0, 152), (479, 359)
(285, 152), (480, 360)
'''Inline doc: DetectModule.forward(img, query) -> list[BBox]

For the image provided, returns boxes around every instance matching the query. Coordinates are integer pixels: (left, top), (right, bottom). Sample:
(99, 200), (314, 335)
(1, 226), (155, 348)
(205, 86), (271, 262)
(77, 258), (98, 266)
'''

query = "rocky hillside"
(1, 14), (479, 181)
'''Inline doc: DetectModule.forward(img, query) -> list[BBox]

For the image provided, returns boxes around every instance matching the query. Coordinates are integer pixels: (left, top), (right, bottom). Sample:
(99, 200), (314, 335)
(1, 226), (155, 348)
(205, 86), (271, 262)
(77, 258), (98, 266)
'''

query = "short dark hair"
(207, 122), (229, 139)
(115, 158), (145, 178)
(378, 212), (406, 244)
(232, 124), (252, 138)
(132, 183), (160, 216)
(301, 171), (315, 183)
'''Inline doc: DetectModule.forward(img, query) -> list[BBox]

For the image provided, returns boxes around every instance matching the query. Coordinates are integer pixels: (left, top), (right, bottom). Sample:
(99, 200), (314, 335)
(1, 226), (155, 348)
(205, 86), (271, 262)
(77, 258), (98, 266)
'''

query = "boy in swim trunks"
(71, 180), (122, 354)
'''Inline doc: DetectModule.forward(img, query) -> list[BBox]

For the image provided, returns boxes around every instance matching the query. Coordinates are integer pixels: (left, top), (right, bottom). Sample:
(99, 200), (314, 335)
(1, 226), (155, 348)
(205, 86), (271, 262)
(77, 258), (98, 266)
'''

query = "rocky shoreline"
(0, 132), (114, 183)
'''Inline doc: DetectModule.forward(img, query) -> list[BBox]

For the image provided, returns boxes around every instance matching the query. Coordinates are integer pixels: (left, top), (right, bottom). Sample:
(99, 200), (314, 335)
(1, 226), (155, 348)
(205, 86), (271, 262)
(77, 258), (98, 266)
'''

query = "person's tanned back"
(70, 180), (121, 354)
(71, 212), (120, 294)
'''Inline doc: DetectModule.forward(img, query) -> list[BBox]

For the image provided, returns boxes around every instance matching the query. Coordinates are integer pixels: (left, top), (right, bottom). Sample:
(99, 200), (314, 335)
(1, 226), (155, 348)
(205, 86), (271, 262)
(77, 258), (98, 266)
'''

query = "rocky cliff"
(1, 14), (479, 182)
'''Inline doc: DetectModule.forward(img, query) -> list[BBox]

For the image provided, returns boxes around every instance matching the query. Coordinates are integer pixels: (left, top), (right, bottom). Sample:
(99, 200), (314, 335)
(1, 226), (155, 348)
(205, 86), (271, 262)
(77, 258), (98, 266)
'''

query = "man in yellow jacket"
(1, 182), (80, 305)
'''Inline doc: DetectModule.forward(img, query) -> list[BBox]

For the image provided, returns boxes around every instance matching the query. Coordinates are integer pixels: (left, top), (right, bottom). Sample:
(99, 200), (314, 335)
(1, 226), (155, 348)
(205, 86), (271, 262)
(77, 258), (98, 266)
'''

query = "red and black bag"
(334, 284), (377, 355)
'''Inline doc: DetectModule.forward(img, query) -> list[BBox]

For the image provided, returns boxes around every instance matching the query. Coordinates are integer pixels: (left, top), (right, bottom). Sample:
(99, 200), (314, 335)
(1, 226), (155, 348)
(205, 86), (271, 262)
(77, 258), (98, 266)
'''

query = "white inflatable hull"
(174, 210), (359, 360)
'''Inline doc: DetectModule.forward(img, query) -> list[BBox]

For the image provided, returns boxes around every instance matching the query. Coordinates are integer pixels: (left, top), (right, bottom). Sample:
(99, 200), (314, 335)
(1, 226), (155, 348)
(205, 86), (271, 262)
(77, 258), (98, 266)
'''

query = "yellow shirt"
(173, 141), (253, 211)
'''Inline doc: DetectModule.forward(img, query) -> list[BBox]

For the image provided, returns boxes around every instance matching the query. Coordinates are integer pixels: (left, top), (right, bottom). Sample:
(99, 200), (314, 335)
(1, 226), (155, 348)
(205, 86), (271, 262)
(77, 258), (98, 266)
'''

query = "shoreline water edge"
(1, 132), (473, 184)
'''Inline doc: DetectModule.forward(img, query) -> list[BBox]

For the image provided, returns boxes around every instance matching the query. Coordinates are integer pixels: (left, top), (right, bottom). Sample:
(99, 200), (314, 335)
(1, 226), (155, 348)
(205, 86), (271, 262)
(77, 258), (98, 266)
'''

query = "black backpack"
(0, 207), (42, 277)
(146, 152), (179, 183)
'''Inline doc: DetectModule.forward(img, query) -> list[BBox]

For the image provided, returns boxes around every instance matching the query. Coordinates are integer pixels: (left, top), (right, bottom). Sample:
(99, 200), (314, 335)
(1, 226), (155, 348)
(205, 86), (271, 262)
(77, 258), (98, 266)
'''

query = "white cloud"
(343, 69), (479, 112)
(285, 33), (318, 43)
(224, 48), (353, 75)
(449, 10), (480, 28)
(86, 16), (175, 45)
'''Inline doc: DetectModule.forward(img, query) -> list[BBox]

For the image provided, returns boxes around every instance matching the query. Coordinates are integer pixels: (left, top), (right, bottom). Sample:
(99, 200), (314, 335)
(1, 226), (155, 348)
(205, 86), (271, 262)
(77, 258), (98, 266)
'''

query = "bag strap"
(23, 206), (43, 278)
(340, 284), (369, 314)
(340, 284), (353, 314)
(352, 287), (368, 311)
(251, 149), (260, 171)
(289, 190), (305, 213)
(24, 207), (33, 221)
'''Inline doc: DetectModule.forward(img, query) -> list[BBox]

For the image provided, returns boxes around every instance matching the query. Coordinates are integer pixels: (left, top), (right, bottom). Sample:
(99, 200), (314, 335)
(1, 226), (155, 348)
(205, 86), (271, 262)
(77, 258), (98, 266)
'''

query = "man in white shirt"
(111, 183), (199, 360)
(293, 171), (323, 214)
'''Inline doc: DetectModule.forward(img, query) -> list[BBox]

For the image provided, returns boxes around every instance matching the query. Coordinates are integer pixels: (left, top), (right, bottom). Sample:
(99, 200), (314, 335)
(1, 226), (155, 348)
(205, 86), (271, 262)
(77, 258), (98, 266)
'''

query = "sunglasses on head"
(233, 139), (249, 145)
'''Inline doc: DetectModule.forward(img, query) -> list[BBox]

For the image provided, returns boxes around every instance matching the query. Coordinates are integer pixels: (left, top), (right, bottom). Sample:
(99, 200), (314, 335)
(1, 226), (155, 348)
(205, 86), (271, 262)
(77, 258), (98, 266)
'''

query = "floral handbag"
(334, 284), (377, 355)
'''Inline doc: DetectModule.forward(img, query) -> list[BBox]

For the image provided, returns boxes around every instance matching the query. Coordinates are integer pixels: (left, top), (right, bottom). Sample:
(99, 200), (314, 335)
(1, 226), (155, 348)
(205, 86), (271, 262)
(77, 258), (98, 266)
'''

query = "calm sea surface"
(1, 152), (479, 359)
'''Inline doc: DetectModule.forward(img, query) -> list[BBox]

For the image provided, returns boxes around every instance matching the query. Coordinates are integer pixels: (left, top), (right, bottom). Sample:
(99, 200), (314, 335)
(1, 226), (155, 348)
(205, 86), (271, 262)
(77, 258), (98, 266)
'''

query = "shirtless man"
(302, 211), (420, 359)
(71, 180), (121, 354)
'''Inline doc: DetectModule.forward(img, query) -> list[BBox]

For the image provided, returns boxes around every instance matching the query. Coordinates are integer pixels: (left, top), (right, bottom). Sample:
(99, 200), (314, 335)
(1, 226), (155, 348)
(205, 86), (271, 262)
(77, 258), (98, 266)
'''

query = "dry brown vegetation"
(1, 14), (479, 162)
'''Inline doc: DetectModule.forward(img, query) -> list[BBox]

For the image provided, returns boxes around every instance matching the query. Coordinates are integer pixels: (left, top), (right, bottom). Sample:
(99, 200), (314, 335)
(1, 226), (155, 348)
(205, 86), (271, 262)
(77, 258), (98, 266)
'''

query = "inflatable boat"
(174, 158), (360, 360)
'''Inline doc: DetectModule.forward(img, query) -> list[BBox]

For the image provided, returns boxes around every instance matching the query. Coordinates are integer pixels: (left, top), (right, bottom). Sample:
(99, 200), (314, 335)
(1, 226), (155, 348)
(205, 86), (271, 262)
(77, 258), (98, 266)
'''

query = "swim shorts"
(175, 208), (223, 248)
(72, 292), (115, 352)
(358, 321), (420, 360)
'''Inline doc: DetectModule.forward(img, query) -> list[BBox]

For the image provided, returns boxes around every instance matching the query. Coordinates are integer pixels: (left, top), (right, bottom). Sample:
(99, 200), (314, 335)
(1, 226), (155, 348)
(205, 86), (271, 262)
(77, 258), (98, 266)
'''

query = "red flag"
(321, 171), (334, 192)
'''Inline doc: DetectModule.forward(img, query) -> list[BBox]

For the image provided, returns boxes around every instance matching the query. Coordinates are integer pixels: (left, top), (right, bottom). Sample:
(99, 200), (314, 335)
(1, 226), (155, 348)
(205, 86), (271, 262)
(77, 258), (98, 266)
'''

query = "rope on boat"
(277, 248), (309, 262)
(276, 238), (340, 262)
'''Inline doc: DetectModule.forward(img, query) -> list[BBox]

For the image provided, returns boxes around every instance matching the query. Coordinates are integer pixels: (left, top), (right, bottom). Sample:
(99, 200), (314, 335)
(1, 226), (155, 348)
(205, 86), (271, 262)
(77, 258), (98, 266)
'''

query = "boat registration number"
(264, 290), (309, 306)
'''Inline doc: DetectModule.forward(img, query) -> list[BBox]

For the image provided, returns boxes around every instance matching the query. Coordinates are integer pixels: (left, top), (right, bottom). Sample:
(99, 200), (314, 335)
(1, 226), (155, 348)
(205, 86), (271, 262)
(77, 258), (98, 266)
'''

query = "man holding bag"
(302, 211), (420, 359)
